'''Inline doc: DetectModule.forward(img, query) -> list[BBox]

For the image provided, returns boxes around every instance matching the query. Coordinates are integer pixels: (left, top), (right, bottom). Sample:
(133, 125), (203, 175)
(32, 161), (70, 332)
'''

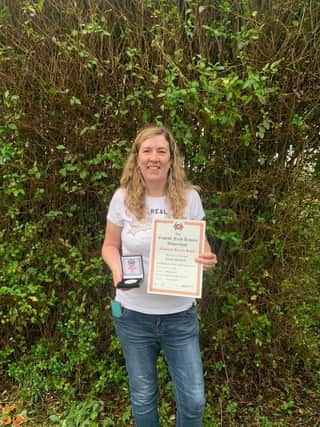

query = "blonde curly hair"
(120, 125), (196, 220)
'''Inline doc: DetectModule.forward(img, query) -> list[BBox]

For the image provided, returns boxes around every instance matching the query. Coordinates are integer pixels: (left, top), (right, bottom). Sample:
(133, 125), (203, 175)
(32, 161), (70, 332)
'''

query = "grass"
(1, 379), (319, 427)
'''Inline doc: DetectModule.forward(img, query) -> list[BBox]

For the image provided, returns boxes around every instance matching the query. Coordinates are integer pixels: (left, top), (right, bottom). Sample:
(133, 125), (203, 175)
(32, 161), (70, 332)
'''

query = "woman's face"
(137, 134), (171, 190)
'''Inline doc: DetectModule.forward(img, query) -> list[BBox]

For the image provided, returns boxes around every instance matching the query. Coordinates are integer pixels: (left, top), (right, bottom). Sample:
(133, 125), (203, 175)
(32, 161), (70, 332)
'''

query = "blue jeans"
(113, 304), (205, 427)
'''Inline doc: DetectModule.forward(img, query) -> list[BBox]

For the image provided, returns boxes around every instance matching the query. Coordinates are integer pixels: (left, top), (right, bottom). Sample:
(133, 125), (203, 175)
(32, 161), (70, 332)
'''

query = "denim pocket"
(112, 305), (130, 321)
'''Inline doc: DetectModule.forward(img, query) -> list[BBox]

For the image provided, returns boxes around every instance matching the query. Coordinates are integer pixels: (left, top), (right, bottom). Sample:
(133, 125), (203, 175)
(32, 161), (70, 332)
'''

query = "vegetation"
(1, 0), (319, 425)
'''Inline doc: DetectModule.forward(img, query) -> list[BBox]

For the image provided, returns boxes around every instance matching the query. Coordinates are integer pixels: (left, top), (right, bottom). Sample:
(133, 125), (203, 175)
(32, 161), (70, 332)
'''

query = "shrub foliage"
(1, 0), (319, 424)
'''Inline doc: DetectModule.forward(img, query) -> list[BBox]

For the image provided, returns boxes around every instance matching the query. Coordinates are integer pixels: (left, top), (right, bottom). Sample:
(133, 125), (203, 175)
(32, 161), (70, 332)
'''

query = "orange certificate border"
(147, 219), (205, 298)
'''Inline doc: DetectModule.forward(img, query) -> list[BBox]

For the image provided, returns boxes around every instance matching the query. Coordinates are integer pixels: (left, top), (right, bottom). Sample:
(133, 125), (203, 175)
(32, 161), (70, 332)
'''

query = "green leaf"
(70, 96), (81, 106)
(80, 170), (89, 179)
(48, 87), (59, 95)
(8, 123), (17, 130)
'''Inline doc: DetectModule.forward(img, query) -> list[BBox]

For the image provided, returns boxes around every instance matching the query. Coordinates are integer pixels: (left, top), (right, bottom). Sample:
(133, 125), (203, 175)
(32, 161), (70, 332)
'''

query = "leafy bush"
(1, 0), (319, 424)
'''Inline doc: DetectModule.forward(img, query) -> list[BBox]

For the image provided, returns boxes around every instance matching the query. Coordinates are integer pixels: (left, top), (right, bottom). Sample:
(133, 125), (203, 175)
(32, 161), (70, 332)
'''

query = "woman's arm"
(101, 221), (123, 286)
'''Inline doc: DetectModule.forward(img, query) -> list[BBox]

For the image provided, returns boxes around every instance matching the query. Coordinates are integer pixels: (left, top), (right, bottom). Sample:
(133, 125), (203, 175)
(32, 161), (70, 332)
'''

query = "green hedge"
(1, 0), (319, 425)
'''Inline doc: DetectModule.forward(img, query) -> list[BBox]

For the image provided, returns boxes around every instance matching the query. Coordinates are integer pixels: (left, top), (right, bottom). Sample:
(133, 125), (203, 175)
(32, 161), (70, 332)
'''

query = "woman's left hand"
(195, 252), (218, 271)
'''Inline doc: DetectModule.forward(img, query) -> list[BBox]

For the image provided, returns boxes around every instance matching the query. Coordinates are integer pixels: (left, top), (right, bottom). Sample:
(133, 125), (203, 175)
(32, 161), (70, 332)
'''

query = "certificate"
(147, 219), (205, 298)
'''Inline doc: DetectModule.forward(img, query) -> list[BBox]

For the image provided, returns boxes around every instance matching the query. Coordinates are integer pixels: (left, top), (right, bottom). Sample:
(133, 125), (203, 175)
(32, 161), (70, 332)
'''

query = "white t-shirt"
(107, 187), (205, 314)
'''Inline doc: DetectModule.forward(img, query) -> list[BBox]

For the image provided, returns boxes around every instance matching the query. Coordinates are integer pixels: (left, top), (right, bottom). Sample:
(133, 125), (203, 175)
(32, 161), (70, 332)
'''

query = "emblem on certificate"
(117, 255), (144, 289)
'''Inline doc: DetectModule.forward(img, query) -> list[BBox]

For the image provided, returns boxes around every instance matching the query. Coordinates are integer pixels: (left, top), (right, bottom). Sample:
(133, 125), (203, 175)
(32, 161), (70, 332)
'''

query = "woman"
(101, 125), (217, 427)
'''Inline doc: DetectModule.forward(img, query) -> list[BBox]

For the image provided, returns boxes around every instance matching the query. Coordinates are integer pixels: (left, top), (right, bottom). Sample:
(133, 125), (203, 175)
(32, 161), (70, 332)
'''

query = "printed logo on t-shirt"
(150, 208), (168, 216)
